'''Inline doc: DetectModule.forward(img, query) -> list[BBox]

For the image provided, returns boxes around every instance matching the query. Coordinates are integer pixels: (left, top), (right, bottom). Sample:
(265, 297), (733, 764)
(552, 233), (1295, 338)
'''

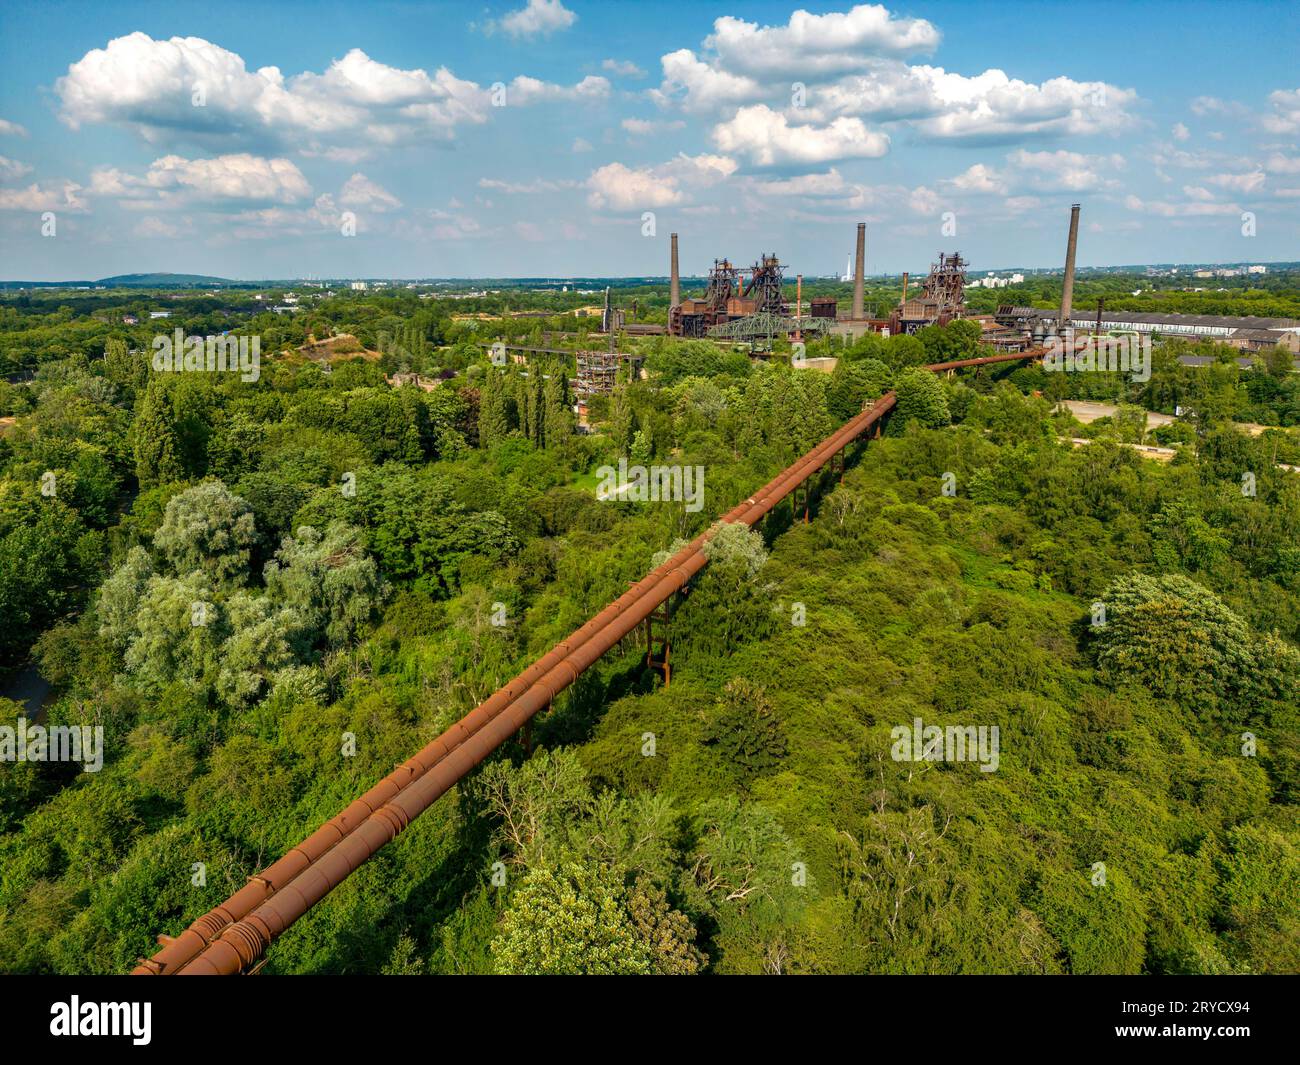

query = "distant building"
(967, 272), (1025, 289)
(995, 305), (1300, 356)
(122, 314), (138, 325)
(1223, 328), (1300, 354)
(350, 281), (368, 291)
(149, 310), (170, 319)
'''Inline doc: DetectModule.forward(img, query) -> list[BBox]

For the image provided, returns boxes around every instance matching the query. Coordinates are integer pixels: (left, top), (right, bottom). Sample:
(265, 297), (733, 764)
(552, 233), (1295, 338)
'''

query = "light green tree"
(153, 481), (256, 588)
(491, 862), (653, 975)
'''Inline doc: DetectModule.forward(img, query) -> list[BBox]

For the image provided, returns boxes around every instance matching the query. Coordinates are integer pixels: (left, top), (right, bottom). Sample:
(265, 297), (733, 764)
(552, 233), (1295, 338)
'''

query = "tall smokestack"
(670, 232), (680, 307)
(852, 222), (866, 319)
(902, 271), (909, 303)
(1059, 203), (1080, 336)
(795, 273), (803, 342)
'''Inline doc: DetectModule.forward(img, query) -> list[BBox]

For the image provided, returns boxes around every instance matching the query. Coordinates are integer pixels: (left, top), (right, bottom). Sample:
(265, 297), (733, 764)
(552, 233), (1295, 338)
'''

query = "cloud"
(587, 163), (684, 210)
(1147, 142), (1253, 172)
(822, 65), (1139, 140)
(1204, 170), (1266, 195)
(1003, 195), (1042, 214)
(586, 152), (737, 211)
(945, 162), (1005, 194)
(498, 0), (577, 39)
(1005, 148), (1126, 191)
(55, 32), (602, 152)
(1124, 193), (1240, 217)
(303, 144), (375, 165)
(1261, 88), (1300, 134)
(649, 7), (1137, 142)
(1172, 122), (1189, 141)
(478, 176), (577, 194)
(339, 172), (401, 211)
(1190, 95), (1248, 118)
(1264, 152), (1300, 175)
(651, 50), (765, 113)
(0, 155), (33, 180)
(622, 117), (686, 136)
(748, 168), (876, 212)
(908, 185), (940, 215)
(57, 34), (489, 147)
(135, 215), (194, 238)
(602, 59), (646, 79)
(702, 5), (940, 79)
(420, 207), (483, 240)
(0, 119), (28, 137)
(571, 137), (593, 152)
(148, 154), (311, 204)
(89, 153), (311, 206)
(752, 168), (853, 197)
(507, 74), (609, 105)
(712, 104), (888, 165)
(0, 181), (87, 211)
(220, 197), (346, 239)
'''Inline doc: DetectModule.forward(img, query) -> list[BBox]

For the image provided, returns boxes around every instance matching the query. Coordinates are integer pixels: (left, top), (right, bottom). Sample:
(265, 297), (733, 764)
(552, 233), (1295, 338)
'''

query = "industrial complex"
(650, 205), (1300, 356)
(567, 202), (1298, 398)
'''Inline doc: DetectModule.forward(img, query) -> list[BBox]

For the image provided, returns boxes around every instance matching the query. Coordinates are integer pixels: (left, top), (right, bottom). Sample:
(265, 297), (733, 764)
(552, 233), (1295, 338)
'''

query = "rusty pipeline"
(137, 345), (1041, 975)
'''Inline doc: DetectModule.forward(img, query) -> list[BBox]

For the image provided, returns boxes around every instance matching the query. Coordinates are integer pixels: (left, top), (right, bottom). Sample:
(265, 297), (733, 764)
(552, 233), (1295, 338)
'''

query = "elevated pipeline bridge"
(133, 347), (1044, 976)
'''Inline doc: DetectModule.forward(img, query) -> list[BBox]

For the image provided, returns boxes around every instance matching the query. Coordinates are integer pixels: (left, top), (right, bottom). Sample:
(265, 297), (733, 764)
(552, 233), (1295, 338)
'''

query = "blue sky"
(1, 0), (1297, 280)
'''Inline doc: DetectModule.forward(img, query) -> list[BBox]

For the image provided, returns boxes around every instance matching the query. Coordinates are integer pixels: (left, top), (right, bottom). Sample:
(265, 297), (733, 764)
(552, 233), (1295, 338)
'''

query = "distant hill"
(95, 273), (233, 287)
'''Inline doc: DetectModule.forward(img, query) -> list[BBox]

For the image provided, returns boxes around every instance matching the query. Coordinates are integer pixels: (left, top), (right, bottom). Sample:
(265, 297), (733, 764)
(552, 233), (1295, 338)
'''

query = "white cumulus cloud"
(704, 5), (940, 79)
(711, 104), (888, 166)
(339, 172), (401, 211)
(0, 181), (87, 211)
(54, 32), (603, 152)
(89, 153), (311, 207)
(586, 152), (737, 211)
(1261, 88), (1300, 134)
(498, 0), (577, 39)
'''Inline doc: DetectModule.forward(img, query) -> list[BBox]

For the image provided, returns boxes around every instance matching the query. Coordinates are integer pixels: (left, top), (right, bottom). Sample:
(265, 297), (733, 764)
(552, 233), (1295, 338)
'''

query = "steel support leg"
(646, 600), (672, 686)
(791, 479), (811, 523)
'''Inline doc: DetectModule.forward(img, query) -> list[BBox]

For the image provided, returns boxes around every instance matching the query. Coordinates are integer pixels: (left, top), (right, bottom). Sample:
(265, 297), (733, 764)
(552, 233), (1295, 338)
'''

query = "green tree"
(262, 523), (386, 647)
(1091, 573), (1299, 719)
(702, 678), (787, 779)
(626, 875), (707, 975)
(889, 367), (950, 433)
(132, 379), (183, 488)
(491, 863), (653, 975)
(477, 369), (510, 449)
(153, 481), (256, 588)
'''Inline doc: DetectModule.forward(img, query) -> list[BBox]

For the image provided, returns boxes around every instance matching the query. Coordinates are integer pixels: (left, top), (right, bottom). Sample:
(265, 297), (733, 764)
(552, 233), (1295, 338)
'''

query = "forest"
(0, 292), (1297, 974)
